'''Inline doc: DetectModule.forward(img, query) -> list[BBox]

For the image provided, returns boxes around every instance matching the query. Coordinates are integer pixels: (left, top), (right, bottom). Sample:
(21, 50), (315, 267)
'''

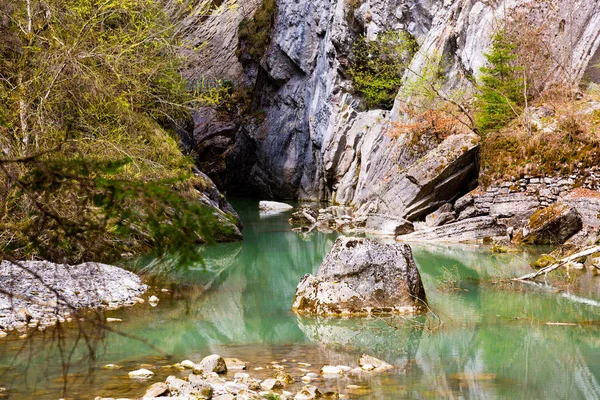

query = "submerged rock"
(292, 237), (427, 315)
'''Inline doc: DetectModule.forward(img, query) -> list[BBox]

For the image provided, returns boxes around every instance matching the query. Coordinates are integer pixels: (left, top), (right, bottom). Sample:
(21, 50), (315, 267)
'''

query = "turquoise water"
(1, 199), (600, 399)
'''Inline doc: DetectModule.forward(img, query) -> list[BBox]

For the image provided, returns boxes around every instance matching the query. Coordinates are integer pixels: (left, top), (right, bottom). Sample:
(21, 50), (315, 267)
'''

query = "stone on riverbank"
(194, 354), (228, 375)
(0, 261), (147, 333)
(292, 237), (427, 315)
(516, 203), (583, 245)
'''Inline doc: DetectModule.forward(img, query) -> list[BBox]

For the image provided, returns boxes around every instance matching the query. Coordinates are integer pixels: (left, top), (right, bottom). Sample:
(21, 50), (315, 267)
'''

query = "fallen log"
(513, 245), (600, 281)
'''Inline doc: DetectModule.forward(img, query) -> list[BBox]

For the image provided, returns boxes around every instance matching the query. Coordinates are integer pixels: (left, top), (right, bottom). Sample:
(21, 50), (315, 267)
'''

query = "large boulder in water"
(292, 237), (427, 315)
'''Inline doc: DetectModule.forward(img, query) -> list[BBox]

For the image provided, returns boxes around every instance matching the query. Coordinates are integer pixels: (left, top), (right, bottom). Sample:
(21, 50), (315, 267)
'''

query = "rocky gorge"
(185, 0), (600, 245)
(3, 0), (600, 398)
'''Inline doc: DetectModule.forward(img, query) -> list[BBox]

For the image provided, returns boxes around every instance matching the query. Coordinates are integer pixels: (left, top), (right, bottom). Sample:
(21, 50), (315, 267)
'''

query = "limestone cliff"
(183, 0), (600, 227)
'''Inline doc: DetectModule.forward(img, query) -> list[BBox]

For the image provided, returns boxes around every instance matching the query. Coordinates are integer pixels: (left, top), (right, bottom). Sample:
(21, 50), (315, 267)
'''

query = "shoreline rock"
(106, 352), (394, 400)
(292, 237), (427, 315)
(0, 261), (147, 333)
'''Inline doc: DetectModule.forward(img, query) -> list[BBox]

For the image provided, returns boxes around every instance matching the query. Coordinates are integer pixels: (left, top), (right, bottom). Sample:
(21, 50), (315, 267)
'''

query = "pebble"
(260, 378), (283, 390)
(148, 295), (160, 306)
(106, 318), (122, 322)
(128, 368), (154, 379)
(103, 364), (122, 369)
(321, 365), (344, 375)
(0, 331), (7, 338)
(180, 359), (195, 369)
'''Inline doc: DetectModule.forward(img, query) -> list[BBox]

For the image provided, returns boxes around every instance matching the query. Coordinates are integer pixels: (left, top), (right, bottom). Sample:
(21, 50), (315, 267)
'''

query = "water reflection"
(1, 201), (600, 399)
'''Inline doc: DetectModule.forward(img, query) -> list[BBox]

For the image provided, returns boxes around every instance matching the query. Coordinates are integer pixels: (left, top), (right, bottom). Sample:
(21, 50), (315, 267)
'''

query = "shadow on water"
(1, 199), (600, 398)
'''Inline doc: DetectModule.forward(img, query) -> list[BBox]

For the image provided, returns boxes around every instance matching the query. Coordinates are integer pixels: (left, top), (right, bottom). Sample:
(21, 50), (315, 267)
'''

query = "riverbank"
(0, 261), (147, 335)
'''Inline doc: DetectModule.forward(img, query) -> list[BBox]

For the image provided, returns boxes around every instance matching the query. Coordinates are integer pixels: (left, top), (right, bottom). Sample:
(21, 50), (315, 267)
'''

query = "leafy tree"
(0, 0), (235, 265)
(476, 30), (525, 132)
(349, 30), (419, 109)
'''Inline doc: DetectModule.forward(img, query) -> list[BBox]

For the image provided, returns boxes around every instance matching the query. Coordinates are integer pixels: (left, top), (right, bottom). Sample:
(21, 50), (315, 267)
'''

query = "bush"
(237, 0), (277, 62)
(349, 30), (419, 109)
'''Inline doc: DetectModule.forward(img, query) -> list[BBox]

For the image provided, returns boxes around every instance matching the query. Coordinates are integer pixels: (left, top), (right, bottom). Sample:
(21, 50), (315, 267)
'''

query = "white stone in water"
(359, 354), (393, 370)
(128, 368), (154, 379)
(180, 359), (195, 369)
(258, 201), (294, 213)
(106, 318), (122, 322)
(321, 365), (344, 375)
(103, 364), (122, 369)
(260, 378), (283, 390)
(336, 365), (352, 372)
(301, 372), (319, 383)
(361, 364), (375, 371)
(148, 296), (160, 306)
(0, 331), (7, 338)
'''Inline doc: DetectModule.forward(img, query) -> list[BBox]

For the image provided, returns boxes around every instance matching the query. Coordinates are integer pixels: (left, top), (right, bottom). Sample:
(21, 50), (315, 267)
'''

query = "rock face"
(292, 237), (427, 315)
(196, 170), (243, 241)
(0, 261), (147, 332)
(182, 0), (600, 235)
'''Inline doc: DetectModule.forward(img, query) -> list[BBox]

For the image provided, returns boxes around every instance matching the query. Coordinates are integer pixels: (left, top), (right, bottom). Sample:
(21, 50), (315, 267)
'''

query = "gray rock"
(290, 207), (318, 225)
(519, 203), (583, 245)
(144, 382), (169, 398)
(425, 204), (456, 227)
(398, 217), (507, 243)
(0, 261), (147, 332)
(292, 237), (427, 315)
(259, 201), (294, 213)
(364, 214), (415, 236)
(166, 375), (213, 399)
(358, 354), (393, 371)
(194, 354), (228, 375)
(294, 385), (322, 400)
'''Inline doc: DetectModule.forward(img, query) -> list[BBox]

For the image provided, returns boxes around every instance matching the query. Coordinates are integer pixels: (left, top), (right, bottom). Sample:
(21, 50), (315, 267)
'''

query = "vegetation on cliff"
(349, 30), (419, 109)
(0, 0), (229, 264)
(237, 0), (277, 62)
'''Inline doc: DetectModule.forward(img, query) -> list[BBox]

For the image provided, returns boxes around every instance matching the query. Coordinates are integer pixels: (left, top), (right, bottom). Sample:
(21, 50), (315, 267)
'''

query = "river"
(1, 199), (600, 399)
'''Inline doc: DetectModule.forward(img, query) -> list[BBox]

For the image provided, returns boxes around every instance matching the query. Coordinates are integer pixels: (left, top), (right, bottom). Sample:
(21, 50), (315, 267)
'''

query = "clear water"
(1, 199), (600, 399)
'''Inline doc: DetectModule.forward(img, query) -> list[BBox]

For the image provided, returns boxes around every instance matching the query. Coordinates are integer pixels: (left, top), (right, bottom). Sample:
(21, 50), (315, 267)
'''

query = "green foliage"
(475, 30), (525, 132)
(0, 156), (223, 264)
(0, 0), (230, 265)
(237, 0), (277, 61)
(349, 30), (419, 109)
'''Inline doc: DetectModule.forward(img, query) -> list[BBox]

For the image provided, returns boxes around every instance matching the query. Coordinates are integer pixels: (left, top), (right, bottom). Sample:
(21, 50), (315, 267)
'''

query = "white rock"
(128, 368), (154, 379)
(148, 296), (160, 306)
(181, 359), (195, 369)
(194, 354), (227, 374)
(234, 372), (250, 383)
(320, 365), (344, 375)
(259, 201), (293, 213)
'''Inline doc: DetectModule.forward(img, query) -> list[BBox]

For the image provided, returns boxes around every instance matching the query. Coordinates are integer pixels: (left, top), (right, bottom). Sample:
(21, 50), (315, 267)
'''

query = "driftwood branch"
(513, 246), (600, 281)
